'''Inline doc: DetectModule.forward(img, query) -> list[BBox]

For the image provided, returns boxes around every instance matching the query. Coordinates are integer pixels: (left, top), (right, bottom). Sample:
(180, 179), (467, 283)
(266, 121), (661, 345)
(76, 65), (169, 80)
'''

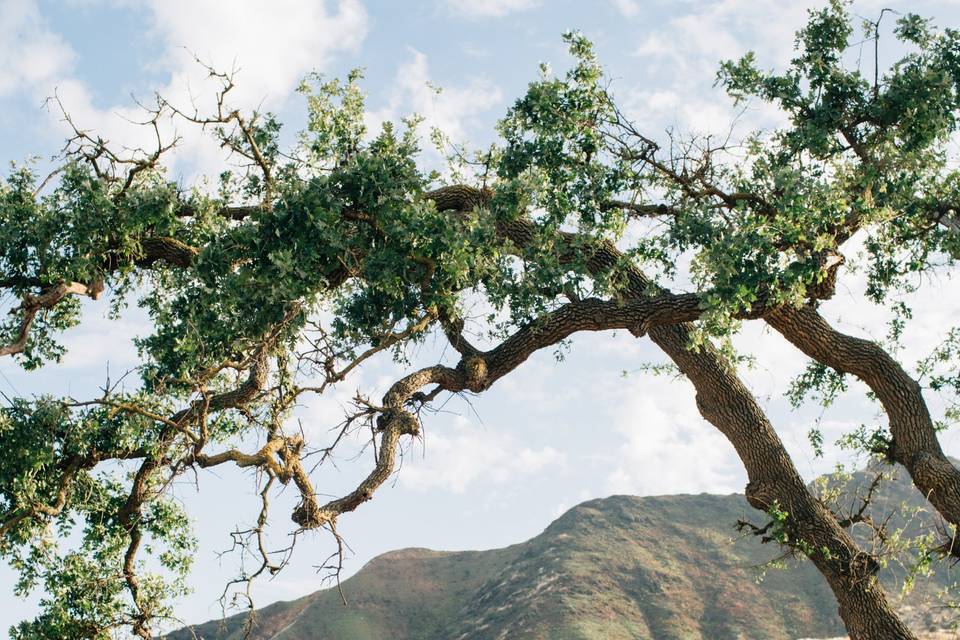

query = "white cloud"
(633, 0), (816, 69)
(366, 48), (502, 148)
(56, 308), (143, 374)
(12, 1), (368, 182)
(399, 415), (566, 493)
(441, 0), (539, 19)
(604, 375), (744, 496)
(0, 0), (74, 97)
(609, 0), (640, 18)
(623, 0), (817, 139)
(622, 87), (766, 138)
(146, 0), (366, 108)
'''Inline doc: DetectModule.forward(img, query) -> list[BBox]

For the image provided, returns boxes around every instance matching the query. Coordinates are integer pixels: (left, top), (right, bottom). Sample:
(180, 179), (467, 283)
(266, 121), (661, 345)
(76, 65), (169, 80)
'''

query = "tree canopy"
(2, 2), (960, 638)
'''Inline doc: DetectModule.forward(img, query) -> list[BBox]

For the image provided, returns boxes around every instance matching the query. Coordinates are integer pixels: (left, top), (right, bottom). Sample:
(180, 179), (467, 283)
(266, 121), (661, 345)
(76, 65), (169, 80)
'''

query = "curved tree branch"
(767, 304), (960, 546)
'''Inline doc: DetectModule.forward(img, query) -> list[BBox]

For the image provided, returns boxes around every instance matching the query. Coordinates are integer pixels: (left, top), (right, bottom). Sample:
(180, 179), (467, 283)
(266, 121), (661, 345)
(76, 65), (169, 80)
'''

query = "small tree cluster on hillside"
(2, 2), (960, 638)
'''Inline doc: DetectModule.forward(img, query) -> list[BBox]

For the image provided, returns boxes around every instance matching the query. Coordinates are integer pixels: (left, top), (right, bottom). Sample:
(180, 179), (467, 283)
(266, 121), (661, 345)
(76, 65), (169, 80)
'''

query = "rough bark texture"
(427, 185), (916, 639)
(767, 304), (960, 544)
(650, 325), (913, 639)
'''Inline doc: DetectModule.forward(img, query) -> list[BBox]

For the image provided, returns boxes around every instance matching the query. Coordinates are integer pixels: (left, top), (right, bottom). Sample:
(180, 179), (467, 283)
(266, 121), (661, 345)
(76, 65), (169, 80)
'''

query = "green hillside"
(167, 466), (958, 640)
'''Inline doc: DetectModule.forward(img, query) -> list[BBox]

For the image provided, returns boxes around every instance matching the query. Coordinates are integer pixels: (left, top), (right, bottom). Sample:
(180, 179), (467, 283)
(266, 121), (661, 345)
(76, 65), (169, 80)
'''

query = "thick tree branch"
(0, 281), (104, 357)
(767, 304), (960, 538)
(426, 183), (915, 639)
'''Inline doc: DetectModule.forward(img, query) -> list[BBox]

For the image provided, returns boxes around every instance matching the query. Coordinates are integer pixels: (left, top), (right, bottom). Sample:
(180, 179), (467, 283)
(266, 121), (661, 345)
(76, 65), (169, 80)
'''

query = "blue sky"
(3, 0), (960, 633)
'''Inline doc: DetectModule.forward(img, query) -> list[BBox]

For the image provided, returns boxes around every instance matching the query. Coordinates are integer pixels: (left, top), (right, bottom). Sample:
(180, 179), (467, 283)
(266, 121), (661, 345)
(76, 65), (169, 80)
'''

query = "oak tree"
(2, 3), (960, 638)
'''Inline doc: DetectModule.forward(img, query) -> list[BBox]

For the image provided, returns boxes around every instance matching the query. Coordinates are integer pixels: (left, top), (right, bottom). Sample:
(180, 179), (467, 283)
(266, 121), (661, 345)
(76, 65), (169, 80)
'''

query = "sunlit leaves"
(4, 4), (960, 636)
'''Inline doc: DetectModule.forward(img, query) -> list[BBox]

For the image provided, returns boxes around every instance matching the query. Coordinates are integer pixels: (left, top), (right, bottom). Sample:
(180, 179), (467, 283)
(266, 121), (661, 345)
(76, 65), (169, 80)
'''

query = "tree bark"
(427, 185), (917, 639)
(650, 324), (914, 639)
(593, 245), (914, 639)
(767, 304), (960, 544)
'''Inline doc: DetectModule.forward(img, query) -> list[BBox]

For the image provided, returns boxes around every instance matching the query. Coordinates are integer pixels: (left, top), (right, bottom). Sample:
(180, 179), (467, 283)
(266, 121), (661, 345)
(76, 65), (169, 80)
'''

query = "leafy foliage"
(2, 2), (960, 637)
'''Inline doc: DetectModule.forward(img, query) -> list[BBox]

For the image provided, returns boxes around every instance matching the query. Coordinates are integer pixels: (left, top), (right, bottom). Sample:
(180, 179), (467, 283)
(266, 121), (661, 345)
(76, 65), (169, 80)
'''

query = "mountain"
(167, 466), (958, 640)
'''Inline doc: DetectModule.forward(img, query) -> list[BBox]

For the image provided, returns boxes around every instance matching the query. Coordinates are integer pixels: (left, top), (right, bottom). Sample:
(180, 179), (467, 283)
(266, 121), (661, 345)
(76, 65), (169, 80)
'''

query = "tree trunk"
(767, 304), (960, 539)
(429, 186), (917, 638)
(650, 324), (914, 640)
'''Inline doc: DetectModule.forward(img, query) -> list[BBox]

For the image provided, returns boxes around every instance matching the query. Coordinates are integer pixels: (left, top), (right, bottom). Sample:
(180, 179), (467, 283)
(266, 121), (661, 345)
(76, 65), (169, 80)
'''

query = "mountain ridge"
(167, 468), (958, 640)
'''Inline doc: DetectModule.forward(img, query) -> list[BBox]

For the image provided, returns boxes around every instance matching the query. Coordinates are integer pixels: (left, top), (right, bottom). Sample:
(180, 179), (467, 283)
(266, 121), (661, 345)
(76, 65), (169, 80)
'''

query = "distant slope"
(167, 466), (958, 640)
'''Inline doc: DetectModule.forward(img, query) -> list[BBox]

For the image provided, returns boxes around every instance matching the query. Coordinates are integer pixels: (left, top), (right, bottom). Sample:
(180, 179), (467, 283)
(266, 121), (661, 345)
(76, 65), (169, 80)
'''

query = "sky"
(3, 0), (960, 634)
